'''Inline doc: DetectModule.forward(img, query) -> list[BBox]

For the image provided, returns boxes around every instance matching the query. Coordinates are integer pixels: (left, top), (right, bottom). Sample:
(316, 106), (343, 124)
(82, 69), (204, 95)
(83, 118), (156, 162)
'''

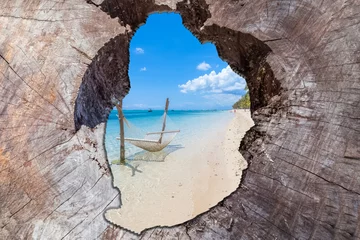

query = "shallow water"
(104, 110), (253, 233)
(105, 110), (233, 162)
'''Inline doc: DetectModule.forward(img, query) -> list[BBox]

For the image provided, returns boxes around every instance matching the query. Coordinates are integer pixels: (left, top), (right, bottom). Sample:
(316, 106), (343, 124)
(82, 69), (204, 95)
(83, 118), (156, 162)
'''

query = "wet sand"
(105, 110), (254, 233)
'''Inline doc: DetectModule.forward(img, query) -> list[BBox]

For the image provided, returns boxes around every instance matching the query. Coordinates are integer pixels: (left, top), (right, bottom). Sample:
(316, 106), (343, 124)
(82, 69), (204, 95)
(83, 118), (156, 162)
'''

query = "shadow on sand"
(111, 144), (183, 176)
(128, 144), (183, 162)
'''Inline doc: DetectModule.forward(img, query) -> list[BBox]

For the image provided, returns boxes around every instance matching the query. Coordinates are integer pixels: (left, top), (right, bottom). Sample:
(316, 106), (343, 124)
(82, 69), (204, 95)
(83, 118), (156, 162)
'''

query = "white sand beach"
(105, 110), (254, 233)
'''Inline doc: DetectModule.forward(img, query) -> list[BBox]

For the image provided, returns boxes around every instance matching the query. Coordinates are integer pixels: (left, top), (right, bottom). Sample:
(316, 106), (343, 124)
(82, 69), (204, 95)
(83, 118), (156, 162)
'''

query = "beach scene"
(103, 13), (253, 233)
(105, 108), (253, 233)
(1, 1), (355, 239)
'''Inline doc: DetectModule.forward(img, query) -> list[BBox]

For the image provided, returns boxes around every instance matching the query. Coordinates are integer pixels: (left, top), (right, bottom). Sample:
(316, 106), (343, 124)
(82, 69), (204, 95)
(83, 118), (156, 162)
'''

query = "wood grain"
(0, 0), (359, 239)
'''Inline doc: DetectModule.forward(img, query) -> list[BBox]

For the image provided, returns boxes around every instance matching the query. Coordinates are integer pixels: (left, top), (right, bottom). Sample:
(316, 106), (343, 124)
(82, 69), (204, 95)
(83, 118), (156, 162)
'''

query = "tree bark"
(159, 98), (169, 144)
(115, 101), (125, 164)
(0, 0), (359, 239)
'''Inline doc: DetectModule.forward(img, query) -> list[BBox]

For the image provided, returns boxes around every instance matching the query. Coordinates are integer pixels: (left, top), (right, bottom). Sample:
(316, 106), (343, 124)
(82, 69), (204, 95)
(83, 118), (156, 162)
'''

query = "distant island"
(233, 85), (250, 109)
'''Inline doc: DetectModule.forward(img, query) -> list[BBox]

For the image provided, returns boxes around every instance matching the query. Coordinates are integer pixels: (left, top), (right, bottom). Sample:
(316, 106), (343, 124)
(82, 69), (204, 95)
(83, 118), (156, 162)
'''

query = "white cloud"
(223, 82), (245, 92)
(184, 102), (195, 105)
(133, 104), (146, 108)
(140, 67), (147, 71)
(203, 93), (241, 106)
(126, 104), (163, 110)
(196, 61), (211, 71)
(178, 66), (246, 95)
(135, 47), (144, 54)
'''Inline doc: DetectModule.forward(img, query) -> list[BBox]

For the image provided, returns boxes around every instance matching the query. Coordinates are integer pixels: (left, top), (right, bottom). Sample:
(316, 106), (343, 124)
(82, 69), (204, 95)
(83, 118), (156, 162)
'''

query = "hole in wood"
(103, 13), (254, 233)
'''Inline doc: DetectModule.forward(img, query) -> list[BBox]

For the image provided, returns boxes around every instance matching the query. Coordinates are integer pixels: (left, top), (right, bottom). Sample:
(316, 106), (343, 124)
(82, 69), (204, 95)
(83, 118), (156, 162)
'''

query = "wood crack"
(0, 53), (68, 117)
(86, 0), (100, 8)
(71, 45), (93, 61)
(278, 156), (360, 196)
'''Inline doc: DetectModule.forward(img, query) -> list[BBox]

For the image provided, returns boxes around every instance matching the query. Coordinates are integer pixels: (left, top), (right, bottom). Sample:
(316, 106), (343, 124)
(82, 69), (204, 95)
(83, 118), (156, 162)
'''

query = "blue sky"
(123, 13), (246, 110)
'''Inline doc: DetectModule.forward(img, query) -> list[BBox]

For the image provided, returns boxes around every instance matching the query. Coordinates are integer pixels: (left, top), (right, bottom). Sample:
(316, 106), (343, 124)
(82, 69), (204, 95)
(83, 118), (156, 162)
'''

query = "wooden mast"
(115, 100), (126, 165)
(159, 98), (169, 144)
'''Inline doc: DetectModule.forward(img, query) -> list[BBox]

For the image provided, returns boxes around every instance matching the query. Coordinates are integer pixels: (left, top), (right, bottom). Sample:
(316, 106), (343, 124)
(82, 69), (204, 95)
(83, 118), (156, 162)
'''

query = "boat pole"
(159, 98), (169, 144)
(115, 100), (126, 165)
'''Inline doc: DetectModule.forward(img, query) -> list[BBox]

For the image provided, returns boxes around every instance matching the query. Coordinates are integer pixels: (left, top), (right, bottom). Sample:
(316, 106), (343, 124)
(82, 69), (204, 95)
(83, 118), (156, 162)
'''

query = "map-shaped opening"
(104, 13), (253, 233)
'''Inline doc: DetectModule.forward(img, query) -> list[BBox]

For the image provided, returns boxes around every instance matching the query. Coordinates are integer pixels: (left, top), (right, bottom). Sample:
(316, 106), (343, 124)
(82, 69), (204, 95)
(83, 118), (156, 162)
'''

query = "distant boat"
(148, 108), (152, 112)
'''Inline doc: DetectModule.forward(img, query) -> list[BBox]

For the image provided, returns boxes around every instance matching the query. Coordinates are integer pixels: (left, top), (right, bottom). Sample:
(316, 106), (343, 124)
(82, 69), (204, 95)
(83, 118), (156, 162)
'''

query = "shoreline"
(105, 110), (254, 233)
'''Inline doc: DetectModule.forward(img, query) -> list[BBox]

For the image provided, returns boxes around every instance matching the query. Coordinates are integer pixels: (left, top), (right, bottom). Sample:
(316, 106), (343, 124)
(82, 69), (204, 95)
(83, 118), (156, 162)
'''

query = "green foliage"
(233, 85), (251, 109)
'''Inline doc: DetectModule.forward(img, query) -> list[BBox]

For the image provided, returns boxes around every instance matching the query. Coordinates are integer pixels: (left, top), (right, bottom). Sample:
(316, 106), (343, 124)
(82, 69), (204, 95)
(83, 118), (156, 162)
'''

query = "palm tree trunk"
(115, 100), (125, 165)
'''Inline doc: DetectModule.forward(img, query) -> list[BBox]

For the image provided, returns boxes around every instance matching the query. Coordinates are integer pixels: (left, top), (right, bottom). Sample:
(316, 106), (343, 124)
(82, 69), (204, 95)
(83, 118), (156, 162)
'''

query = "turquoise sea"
(105, 110), (234, 162)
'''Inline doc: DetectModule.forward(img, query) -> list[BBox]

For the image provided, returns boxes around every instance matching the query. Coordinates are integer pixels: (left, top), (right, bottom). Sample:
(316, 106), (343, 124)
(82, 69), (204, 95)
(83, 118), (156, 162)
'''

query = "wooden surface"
(159, 98), (169, 144)
(115, 101), (125, 163)
(0, 0), (359, 239)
